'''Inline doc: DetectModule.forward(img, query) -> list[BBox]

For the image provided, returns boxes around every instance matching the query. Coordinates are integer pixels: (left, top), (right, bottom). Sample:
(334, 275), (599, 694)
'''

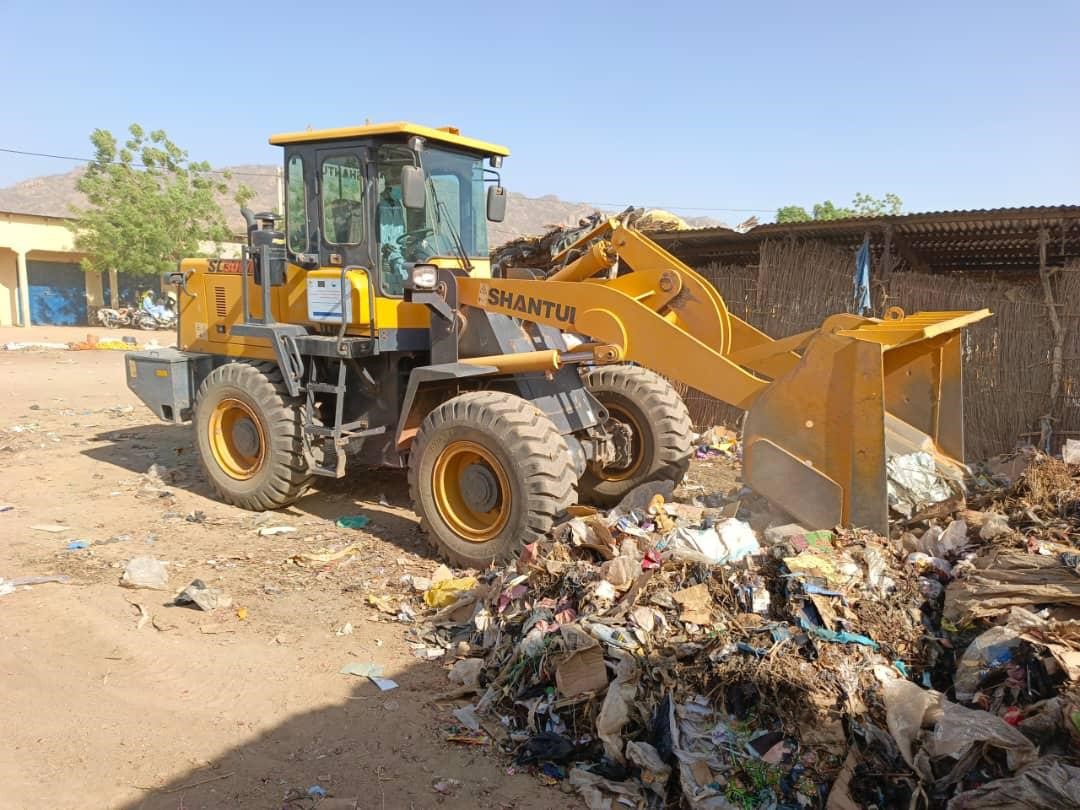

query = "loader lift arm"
(452, 218), (990, 534)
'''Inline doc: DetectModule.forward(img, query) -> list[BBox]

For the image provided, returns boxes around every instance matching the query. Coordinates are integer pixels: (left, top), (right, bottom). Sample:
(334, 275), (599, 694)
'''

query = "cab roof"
(268, 121), (510, 156)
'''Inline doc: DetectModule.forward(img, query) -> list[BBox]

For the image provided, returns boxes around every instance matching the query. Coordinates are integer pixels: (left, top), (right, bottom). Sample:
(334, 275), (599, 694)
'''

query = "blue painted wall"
(28, 261), (87, 325)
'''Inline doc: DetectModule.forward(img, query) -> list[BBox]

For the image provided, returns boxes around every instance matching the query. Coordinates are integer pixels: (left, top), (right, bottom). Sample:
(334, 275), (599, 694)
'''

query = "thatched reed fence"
(683, 240), (1080, 461)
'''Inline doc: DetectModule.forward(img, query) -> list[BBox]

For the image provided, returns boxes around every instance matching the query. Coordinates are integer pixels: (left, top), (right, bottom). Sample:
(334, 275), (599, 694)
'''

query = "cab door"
(316, 147), (373, 270)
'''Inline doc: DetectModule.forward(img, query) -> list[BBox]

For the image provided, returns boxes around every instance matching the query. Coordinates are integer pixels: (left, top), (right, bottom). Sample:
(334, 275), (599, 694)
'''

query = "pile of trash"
(402, 443), (1080, 808)
(491, 207), (690, 276)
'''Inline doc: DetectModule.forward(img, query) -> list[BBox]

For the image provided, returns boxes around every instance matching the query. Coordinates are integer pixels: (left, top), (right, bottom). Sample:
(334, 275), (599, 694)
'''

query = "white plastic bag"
(670, 519), (759, 565)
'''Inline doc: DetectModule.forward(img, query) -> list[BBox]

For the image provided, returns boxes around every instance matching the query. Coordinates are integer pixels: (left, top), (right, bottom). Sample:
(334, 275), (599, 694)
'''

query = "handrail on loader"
(462, 218), (991, 534)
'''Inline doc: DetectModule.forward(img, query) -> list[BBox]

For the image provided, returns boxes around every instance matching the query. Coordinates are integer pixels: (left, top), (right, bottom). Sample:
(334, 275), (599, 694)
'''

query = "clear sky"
(2, 0), (1077, 221)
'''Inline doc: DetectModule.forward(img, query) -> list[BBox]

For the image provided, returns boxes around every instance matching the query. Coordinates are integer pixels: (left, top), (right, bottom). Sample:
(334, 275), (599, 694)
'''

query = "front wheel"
(578, 365), (693, 507)
(408, 390), (577, 568)
(193, 362), (312, 510)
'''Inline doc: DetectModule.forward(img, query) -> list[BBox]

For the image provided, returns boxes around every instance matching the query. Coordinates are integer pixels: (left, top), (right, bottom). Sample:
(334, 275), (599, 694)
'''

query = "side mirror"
(487, 185), (507, 223)
(401, 165), (426, 210)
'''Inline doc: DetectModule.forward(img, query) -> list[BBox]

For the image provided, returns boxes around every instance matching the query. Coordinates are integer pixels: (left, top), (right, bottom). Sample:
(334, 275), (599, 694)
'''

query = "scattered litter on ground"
(120, 556), (169, 590)
(199, 621), (235, 634)
(31, 523), (71, 533)
(65, 540), (89, 551)
(130, 601), (151, 630)
(4, 341), (70, 351)
(257, 525), (297, 536)
(174, 579), (232, 611)
(0, 574), (70, 597)
(431, 777), (461, 796)
(289, 542), (364, 566)
(335, 515), (370, 530)
(340, 661), (382, 677)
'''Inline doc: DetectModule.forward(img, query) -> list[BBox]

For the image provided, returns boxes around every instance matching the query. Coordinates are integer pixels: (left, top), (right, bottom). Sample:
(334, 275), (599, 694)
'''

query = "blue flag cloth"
(854, 236), (872, 314)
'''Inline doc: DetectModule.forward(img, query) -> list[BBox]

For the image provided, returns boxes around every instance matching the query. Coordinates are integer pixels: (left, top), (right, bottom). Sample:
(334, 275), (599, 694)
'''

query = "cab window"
(286, 155), (308, 254)
(321, 155), (364, 245)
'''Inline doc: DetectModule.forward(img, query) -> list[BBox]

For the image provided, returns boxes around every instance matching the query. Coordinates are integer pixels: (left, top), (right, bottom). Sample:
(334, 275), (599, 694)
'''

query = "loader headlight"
(409, 264), (438, 290)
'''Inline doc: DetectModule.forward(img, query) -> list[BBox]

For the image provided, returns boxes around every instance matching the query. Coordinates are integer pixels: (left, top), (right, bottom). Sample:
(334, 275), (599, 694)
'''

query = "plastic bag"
(917, 520), (967, 557)
(884, 678), (1038, 784)
(953, 625), (1022, 702)
(596, 655), (638, 762)
(979, 513), (1012, 540)
(947, 758), (1080, 809)
(928, 699), (1038, 772)
(626, 741), (671, 798)
(423, 576), (478, 608)
(120, 556), (169, 590)
(669, 519), (759, 565)
(569, 767), (646, 810)
(887, 451), (955, 517)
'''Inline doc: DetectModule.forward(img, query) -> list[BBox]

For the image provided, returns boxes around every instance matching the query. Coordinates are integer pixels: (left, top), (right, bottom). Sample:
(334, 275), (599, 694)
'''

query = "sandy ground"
(0, 344), (740, 810)
(0, 347), (579, 810)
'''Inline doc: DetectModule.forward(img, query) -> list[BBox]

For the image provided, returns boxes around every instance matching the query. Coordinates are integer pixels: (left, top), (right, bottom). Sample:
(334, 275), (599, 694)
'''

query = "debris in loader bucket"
(395, 439), (1080, 809)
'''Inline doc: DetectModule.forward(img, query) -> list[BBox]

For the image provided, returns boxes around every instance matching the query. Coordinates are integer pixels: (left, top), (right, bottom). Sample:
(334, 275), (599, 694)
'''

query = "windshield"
(375, 146), (489, 296)
(423, 148), (488, 258)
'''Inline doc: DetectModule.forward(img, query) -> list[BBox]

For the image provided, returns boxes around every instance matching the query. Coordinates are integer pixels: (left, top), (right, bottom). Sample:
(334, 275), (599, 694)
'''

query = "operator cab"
(269, 122), (509, 297)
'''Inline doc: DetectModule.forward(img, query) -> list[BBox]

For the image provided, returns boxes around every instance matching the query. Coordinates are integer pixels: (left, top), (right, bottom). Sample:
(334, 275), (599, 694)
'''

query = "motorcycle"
(135, 294), (178, 330)
(96, 305), (135, 329)
(135, 308), (177, 330)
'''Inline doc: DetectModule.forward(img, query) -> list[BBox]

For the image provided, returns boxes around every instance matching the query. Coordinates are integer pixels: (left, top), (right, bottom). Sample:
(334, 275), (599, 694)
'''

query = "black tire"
(578, 365), (692, 507)
(193, 361), (311, 510)
(408, 390), (577, 568)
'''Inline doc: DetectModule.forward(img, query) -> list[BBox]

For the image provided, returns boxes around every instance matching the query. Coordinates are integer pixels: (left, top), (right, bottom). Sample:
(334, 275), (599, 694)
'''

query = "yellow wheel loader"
(124, 122), (989, 567)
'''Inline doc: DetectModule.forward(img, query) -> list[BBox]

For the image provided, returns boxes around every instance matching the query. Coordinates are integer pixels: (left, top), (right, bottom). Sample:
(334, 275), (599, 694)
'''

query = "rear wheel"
(578, 365), (692, 507)
(194, 362), (311, 510)
(409, 390), (577, 568)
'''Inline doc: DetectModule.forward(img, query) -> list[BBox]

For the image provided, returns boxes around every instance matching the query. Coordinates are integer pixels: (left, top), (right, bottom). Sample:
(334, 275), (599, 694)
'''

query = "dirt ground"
(0, 345), (572, 810)
(0, 340), (739, 810)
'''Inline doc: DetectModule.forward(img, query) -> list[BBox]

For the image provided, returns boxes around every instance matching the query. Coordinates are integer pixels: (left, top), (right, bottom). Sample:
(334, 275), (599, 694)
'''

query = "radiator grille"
(214, 286), (227, 319)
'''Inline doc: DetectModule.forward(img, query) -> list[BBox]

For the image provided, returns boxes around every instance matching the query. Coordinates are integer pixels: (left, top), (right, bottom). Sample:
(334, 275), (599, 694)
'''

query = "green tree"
(775, 193), (903, 223)
(775, 205), (812, 223)
(851, 192), (903, 217)
(70, 124), (250, 277)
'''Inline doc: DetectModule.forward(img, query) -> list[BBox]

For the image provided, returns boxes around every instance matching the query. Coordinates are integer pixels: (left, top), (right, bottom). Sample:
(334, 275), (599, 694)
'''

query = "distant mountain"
(0, 165), (725, 245)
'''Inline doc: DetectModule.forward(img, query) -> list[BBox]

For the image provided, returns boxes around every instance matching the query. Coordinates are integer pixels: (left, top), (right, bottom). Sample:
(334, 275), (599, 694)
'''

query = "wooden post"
(878, 224), (895, 315)
(1039, 226), (1064, 420)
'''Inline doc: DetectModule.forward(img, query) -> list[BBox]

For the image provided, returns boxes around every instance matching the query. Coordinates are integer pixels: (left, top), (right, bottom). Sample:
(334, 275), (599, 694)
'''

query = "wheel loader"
(124, 122), (990, 567)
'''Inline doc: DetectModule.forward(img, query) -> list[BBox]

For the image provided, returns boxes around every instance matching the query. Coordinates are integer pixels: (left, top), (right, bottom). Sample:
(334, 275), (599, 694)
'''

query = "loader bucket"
(741, 309), (991, 534)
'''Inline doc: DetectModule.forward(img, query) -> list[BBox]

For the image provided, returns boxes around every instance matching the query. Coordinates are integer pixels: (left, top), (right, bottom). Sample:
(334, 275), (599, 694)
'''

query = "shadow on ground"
(113, 661), (563, 810)
(83, 424), (432, 560)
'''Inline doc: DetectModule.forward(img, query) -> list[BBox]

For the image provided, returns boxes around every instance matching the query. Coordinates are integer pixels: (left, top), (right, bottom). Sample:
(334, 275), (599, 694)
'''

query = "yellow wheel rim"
(432, 440), (511, 543)
(208, 397), (266, 480)
(591, 403), (645, 482)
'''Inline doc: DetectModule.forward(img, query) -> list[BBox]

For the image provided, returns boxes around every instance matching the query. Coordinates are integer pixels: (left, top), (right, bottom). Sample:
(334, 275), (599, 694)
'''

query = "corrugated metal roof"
(651, 205), (1080, 273)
